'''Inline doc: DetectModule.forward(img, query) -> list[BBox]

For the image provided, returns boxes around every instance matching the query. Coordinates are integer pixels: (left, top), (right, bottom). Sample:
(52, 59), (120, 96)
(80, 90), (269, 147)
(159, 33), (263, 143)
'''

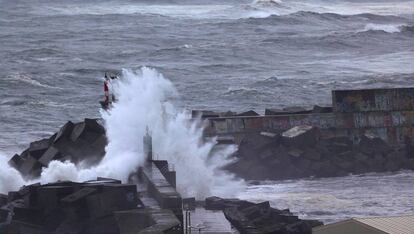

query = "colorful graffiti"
(333, 88), (414, 113)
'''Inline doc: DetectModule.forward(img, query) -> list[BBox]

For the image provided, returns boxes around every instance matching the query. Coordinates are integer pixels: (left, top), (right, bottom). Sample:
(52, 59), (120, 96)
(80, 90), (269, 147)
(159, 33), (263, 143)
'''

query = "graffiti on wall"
(333, 88), (414, 113)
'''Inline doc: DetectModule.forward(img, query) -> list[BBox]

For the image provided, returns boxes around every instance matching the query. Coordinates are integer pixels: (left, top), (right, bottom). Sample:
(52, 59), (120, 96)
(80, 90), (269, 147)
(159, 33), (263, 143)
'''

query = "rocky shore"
(225, 126), (414, 180)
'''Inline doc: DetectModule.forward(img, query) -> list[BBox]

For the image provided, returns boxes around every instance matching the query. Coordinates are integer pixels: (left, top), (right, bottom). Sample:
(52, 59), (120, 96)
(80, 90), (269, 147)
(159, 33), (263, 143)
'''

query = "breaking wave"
(360, 23), (407, 33)
(5, 73), (61, 89)
(0, 153), (26, 194)
(0, 67), (245, 199)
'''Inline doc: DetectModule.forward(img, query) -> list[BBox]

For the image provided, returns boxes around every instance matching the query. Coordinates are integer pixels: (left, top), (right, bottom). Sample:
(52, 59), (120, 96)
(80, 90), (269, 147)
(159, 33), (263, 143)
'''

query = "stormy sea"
(1, 0), (414, 223)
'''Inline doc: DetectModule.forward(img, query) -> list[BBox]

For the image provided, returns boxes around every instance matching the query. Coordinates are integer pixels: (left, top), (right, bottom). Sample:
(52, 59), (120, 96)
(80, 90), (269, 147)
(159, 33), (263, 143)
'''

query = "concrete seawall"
(205, 87), (414, 145)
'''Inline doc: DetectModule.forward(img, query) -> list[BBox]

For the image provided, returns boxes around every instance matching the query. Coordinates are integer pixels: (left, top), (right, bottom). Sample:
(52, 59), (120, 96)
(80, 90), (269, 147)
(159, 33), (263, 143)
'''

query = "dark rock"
(28, 138), (50, 160)
(288, 148), (304, 158)
(37, 185), (75, 212)
(331, 157), (354, 172)
(12, 207), (44, 225)
(0, 208), (9, 223)
(329, 142), (352, 155)
(91, 135), (107, 153)
(84, 215), (120, 234)
(359, 133), (391, 156)
(312, 105), (333, 113)
(54, 121), (75, 143)
(70, 122), (87, 142)
(303, 149), (322, 161)
(7, 192), (22, 203)
(8, 154), (23, 170)
(96, 177), (122, 184)
(86, 184), (138, 219)
(7, 220), (46, 234)
(38, 146), (61, 166)
(265, 107), (312, 116)
(236, 110), (260, 117)
(0, 194), (8, 207)
(18, 156), (42, 178)
(61, 187), (97, 204)
(70, 119), (104, 143)
(205, 196), (254, 210)
(282, 125), (320, 148)
(218, 197), (322, 234)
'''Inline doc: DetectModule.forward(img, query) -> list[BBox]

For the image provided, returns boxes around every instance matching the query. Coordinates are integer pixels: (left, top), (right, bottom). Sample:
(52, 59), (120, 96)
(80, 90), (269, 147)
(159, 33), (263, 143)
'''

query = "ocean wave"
(5, 73), (61, 89)
(360, 23), (408, 33)
(222, 87), (264, 97)
(241, 10), (408, 27)
(252, 0), (284, 7)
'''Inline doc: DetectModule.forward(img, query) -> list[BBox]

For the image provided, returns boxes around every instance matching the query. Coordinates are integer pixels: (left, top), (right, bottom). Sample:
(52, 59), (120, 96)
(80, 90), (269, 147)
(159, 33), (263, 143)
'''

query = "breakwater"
(205, 87), (414, 146)
(0, 118), (322, 233)
(201, 87), (414, 180)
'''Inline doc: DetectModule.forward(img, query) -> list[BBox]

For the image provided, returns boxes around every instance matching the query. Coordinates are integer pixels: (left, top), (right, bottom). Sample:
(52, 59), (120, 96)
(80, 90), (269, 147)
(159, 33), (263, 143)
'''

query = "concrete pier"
(183, 207), (237, 234)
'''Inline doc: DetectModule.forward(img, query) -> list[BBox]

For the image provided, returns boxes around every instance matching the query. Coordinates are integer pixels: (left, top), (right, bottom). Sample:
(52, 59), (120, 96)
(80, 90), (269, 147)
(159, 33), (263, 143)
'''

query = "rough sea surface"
(1, 0), (414, 222)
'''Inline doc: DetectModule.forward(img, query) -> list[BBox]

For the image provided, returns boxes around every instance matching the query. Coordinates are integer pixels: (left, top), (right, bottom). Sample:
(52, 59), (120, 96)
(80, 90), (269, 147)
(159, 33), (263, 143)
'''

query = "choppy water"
(239, 171), (414, 223)
(1, 0), (414, 221)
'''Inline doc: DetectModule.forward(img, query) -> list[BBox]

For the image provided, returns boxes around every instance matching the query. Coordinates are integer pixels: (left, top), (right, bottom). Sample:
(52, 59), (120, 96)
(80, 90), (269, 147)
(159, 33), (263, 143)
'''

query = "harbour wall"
(204, 87), (414, 145)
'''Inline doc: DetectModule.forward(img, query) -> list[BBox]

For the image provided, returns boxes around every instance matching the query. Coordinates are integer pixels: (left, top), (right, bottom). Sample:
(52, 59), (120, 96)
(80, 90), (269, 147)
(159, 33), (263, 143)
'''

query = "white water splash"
(0, 153), (25, 194)
(39, 67), (245, 199)
(362, 23), (405, 33)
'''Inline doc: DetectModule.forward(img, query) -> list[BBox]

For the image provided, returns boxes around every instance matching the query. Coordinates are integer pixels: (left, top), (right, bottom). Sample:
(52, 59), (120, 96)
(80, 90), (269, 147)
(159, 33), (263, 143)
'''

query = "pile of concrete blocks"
(0, 178), (181, 234)
(226, 126), (414, 180)
(8, 119), (107, 179)
(205, 197), (323, 234)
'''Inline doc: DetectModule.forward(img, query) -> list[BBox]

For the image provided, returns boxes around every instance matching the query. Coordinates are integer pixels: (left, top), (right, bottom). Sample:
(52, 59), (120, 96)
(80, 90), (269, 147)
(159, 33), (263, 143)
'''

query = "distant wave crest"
(361, 23), (406, 33)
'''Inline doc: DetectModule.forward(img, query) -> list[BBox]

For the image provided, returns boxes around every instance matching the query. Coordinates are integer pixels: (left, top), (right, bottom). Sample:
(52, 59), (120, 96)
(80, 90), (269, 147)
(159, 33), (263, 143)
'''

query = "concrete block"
(288, 149), (304, 158)
(19, 183), (41, 207)
(28, 138), (50, 159)
(236, 110), (259, 116)
(91, 135), (107, 153)
(61, 187), (97, 204)
(312, 105), (333, 113)
(38, 146), (61, 166)
(7, 192), (22, 203)
(303, 149), (322, 161)
(84, 118), (105, 134)
(12, 207), (43, 225)
(70, 122), (86, 142)
(54, 217), (86, 234)
(43, 208), (66, 231)
(54, 121), (75, 143)
(0, 208), (9, 223)
(37, 186), (74, 212)
(282, 125), (319, 148)
(86, 184), (138, 219)
(18, 156), (42, 177)
(8, 220), (46, 234)
(191, 110), (220, 118)
(96, 177), (122, 184)
(83, 215), (120, 234)
(113, 209), (154, 233)
(0, 193), (7, 206)
(8, 154), (23, 170)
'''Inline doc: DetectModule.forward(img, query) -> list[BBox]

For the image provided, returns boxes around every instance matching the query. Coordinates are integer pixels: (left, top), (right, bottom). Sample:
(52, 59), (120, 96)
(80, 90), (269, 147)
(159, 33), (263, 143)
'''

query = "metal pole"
(189, 212), (191, 234)
(185, 211), (188, 234)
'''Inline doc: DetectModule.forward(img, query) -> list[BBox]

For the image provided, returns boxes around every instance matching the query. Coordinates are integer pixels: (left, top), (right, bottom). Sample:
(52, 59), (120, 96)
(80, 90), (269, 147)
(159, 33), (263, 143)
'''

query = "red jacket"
(104, 81), (109, 92)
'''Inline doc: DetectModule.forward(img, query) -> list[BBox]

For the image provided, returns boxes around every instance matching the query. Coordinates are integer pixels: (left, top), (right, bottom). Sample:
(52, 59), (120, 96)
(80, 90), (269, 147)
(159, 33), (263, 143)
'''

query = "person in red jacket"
(104, 75), (110, 104)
